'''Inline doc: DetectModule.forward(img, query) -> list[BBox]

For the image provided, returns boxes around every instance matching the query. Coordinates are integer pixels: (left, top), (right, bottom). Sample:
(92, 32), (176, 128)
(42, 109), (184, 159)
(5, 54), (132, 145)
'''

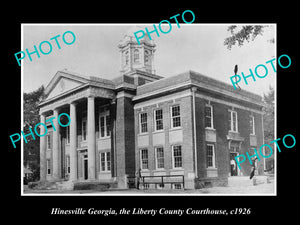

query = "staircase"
(55, 180), (74, 190)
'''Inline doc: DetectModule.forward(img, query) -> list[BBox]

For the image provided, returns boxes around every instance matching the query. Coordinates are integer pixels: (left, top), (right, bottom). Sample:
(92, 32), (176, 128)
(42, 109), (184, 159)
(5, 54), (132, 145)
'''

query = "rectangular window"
(47, 135), (51, 149)
(46, 159), (51, 175)
(155, 147), (164, 169)
(250, 115), (255, 135)
(154, 109), (163, 131)
(206, 144), (215, 168)
(228, 111), (231, 131)
(230, 145), (240, 153)
(229, 110), (238, 132)
(140, 148), (149, 170)
(82, 118), (87, 141)
(66, 156), (70, 174)
(100, 152), (111, 172)
(99, 108), (111, 139)
(66, 126), (70, 144)
(172, 145), (182, 168)
(205, 105), (213, 128)
(100, 152), (106, 171)
(106, 116), (111, 136)
(100, 116), (105, 137)
(232, 111), (237, 132)
(134, 49), (140, 63)
(140, 113), (148, 133)
(106, 152), (111, 171)
(171, 105), (181, 128)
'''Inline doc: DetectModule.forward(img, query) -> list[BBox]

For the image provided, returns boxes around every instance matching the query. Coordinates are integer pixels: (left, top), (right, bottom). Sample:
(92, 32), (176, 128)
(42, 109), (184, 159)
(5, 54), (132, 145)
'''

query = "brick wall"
(236, 107), (251, 176)
(212, 101), (230, 178)
(134, 91), (195, 188)
(194, 97), (230, 179)
(180, 95), (195, 189)
(194, 92), (264, 179)
(194, 97), (206, 178)
(115, 95), (136, 187)
(132, 86), (264, 188)
(124, 97), (136, 176)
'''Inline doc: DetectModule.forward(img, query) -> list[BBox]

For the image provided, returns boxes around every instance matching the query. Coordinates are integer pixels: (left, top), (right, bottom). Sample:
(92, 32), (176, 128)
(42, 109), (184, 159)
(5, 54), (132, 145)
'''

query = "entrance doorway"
(230, 152), (238, 176)
(84, 155), (88, 180)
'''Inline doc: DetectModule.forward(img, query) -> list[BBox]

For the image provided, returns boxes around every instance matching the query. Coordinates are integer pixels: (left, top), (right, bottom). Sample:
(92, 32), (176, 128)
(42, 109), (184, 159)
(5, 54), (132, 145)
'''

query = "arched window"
(125, 51), (129, 65)
(134, 49), (139, 63)
(144, 50), (150, 65)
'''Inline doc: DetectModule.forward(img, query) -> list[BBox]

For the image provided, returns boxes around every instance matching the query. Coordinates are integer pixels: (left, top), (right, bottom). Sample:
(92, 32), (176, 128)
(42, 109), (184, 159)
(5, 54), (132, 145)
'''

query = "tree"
(224, 25), (266, 50)
(263, 85), (275, 171)
(23, 85), (45, 181)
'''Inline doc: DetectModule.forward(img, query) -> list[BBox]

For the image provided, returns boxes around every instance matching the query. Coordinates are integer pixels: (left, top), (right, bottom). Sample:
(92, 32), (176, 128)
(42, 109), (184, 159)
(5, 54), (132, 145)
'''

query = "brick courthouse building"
(38, 29), (265, 189)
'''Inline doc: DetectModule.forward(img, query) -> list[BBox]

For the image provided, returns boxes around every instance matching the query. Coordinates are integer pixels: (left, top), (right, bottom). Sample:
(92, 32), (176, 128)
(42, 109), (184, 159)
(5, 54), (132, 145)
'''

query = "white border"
(21, 24), (24, 196)
(21, 23), (277, 196)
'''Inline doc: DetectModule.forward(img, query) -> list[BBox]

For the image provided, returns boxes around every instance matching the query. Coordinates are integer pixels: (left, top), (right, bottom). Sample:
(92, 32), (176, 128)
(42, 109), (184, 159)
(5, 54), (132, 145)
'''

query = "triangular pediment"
(45, 70), (89, 100)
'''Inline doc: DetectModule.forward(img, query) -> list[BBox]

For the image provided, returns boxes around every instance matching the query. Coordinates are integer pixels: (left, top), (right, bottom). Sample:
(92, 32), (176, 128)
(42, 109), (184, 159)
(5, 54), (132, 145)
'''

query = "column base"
(117, 175), (127, 189)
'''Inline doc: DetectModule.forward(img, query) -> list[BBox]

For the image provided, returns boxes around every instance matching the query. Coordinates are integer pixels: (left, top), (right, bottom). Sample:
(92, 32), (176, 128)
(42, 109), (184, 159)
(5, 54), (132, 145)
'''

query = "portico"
(39, 70), (116, 183)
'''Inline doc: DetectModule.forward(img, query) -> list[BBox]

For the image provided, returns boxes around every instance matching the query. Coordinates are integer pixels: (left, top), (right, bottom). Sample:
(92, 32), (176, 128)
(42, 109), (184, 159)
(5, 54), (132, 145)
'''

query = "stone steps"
(56, 181), (74, 190)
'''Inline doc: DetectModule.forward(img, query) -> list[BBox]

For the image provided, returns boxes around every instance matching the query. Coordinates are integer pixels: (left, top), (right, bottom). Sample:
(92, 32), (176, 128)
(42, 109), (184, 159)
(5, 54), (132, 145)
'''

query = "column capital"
(87, 95), (95, 99)
(53, 107), (61, 113)
(70, 101), (78, 106)
(191, 86), (197, 92)
(39, 111), (47, 116)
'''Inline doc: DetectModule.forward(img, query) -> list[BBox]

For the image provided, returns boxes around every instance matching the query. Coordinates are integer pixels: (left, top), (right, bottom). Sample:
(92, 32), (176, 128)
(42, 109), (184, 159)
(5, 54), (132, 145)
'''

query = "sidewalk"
(23, 175), (275, 195)
(196, 175), (275, 194)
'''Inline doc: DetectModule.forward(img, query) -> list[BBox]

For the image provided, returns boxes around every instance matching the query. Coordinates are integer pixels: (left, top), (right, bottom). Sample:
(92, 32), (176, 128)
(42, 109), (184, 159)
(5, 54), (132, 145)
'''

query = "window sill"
(98, 136), (111, 140)
(207, 167), (217, 170)
(169, 127), (182, 131)
(138, 132), (149, 136)
(170, 168), (184, 171)
(205, 127), (216, 131)
(99, 171), (111, 174)
(152, 130), (164, 134)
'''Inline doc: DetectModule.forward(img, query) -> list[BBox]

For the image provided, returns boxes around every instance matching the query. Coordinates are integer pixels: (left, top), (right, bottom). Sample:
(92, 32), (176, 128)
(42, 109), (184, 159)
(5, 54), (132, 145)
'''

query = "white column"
(52, 109), (60, 180)
(87, 96), (96, 180)
(69, 102), (77, 181)
(39, 114), (47, 181)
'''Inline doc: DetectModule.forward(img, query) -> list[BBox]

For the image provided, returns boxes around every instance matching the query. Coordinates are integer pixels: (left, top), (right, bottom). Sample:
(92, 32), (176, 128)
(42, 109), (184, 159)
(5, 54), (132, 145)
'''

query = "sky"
(22, 24), (276, 96)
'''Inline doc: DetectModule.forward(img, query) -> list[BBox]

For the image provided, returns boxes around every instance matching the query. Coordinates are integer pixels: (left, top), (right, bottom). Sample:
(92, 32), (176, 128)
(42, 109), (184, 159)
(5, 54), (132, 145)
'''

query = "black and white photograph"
(21, 23), (276, 195)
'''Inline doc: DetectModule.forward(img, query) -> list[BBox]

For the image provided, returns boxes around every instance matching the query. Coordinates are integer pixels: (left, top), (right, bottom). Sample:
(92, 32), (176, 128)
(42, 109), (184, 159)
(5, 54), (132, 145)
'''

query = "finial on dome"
(119, 26), (155, 47)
